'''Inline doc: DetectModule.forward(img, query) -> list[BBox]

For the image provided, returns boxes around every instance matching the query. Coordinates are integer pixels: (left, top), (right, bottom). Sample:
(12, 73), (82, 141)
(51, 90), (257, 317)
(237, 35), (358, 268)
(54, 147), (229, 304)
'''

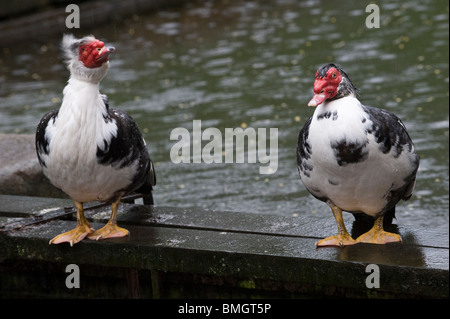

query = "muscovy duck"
(36, 34), (156, 246)
(297, 63), (419, 247)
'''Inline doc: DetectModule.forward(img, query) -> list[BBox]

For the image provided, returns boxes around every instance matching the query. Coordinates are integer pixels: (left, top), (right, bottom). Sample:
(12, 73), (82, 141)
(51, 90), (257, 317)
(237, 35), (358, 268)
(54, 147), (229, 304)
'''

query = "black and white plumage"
(297, 63), (419, 246)
(36, 34), (156, 246)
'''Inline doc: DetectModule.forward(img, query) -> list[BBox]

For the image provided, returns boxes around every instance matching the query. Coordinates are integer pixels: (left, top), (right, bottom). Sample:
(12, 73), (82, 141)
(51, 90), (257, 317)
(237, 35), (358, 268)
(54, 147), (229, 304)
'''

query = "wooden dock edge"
(0, 194), (448, 298)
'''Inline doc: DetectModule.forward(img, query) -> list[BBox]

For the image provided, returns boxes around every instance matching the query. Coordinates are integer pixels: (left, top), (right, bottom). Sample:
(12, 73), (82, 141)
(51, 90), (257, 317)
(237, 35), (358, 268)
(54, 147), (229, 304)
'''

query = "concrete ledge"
(0, 134), (66, 198)
(1, 194), (448, 298)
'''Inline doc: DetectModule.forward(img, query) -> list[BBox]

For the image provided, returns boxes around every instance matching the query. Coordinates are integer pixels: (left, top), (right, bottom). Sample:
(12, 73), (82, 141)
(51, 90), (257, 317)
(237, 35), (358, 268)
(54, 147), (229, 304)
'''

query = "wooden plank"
(0, 194), (72, 218)
(111, 205), (449, 249)
(0, 194), (142, 231)
(2, 194), (447, 248)
(1, 194), (448, 270)
(1, 220), (448, 298)
(0, 194), (448, 298)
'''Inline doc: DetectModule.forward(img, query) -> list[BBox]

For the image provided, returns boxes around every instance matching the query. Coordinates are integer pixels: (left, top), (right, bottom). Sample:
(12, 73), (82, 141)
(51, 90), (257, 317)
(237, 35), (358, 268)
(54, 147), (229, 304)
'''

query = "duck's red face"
(79, 39), (115, 68)
(308, 67), (342, 107)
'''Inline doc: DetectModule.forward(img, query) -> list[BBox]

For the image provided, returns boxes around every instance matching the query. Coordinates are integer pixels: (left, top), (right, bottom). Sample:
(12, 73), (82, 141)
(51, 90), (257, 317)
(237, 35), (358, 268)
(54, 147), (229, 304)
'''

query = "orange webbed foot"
(87, 223), (129, 241)
(49, 224), (94, 246)
(316, 233), (357, 247)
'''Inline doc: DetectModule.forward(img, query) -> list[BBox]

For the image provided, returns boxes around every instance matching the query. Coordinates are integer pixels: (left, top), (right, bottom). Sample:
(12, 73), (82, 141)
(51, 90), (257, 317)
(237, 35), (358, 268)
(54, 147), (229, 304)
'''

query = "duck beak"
(96, 46), (115, 64)
(308, 93), (326, 107)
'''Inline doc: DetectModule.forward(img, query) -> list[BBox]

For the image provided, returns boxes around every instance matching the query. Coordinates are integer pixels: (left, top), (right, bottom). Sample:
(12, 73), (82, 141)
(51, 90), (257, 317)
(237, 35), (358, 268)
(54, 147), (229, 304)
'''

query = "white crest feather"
(60, 34), (109, 83)
(61, 34), (95, 64)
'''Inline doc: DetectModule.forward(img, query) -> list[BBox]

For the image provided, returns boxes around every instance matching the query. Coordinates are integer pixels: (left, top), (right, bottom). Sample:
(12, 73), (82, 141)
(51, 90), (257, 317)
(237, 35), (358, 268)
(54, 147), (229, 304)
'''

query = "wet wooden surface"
(0, 194), (448, 298)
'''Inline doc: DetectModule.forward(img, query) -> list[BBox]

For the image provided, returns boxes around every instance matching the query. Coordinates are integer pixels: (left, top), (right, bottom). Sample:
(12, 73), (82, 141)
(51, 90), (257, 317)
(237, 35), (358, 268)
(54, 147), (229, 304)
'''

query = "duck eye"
(332, 73), (337, 79)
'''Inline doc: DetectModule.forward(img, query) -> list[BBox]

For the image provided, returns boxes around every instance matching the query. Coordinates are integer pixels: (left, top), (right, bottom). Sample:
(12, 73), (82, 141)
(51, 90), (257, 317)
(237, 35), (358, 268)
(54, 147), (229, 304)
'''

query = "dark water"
(0, 0), (448, 235)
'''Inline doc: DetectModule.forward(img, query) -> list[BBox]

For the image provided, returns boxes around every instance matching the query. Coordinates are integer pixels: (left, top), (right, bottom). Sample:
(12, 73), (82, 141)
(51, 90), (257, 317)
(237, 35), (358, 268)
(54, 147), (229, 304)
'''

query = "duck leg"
(49, 201), (94, 246)
(356, 215), (402, 244)
(87, 195), (129, 240)
(316, 204), (356, 247)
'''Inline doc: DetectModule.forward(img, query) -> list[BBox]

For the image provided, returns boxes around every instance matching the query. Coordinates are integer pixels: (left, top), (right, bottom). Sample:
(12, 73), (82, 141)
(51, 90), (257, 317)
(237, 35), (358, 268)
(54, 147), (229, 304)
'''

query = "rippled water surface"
(0, 0), (448, 235)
